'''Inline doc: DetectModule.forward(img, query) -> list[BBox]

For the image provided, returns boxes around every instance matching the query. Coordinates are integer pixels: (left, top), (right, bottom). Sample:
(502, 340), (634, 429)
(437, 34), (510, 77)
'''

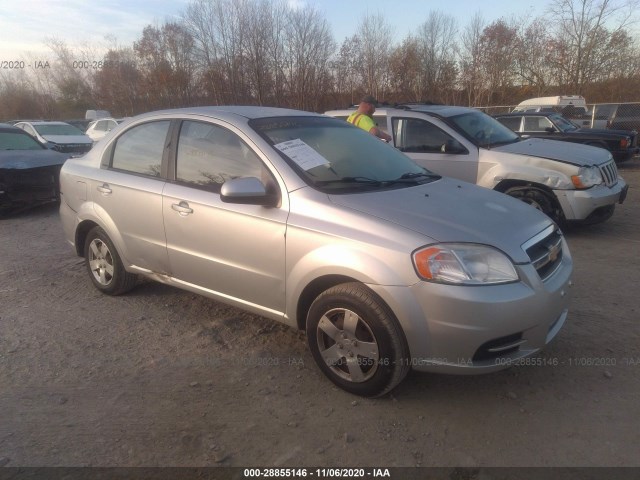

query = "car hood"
(328, 178), (551, 264)
(493, 138), (611, 166)
(575, 127), (633, 137)
(42, 135), (92, 145)
(0, 149), (69, 169)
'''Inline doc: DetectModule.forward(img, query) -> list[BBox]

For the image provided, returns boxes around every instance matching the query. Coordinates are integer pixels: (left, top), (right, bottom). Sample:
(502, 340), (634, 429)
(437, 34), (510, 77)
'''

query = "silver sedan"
(59, 106), (573, 396)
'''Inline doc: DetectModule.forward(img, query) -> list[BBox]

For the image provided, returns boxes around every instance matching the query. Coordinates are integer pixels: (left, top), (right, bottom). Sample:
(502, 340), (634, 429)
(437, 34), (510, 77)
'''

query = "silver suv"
(60, 106), (572, 396)
(325, 105), (628, 225)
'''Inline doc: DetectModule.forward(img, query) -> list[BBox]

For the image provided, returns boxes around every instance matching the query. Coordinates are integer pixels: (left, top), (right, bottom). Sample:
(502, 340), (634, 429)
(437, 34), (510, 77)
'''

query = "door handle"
(171, 201), (193, 216)
(97, 183), (112, 195)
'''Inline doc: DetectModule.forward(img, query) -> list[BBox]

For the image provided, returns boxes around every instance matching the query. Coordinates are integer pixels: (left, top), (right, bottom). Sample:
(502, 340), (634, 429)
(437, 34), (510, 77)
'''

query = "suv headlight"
(571, 166), (602, 189)
(412, 243), (518, 285)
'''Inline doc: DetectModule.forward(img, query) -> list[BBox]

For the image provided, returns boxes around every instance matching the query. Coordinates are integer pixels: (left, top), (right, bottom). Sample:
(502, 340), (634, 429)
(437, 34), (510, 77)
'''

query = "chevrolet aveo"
(59, 107), (573, 397)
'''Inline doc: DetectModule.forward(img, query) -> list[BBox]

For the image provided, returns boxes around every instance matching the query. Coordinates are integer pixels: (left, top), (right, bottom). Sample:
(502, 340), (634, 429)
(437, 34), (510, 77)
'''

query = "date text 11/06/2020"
(244, 468), (391, 478)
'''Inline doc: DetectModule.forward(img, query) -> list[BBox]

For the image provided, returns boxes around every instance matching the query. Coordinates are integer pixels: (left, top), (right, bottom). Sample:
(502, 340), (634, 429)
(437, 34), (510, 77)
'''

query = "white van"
(512, 95), (587, 114)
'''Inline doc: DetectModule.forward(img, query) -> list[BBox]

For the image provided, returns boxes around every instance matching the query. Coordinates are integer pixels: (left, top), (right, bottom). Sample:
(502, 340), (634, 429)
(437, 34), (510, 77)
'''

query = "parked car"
(493, 111), (639, 163)
(593, 103), (640, 132)
(59, 106), (573, 397)
(14, 121), (93, 156)
(85, 117), (128, 142)
(0, 123), (69, 216)
(325, 105), (628, 225)
(65, 119), (93, 132)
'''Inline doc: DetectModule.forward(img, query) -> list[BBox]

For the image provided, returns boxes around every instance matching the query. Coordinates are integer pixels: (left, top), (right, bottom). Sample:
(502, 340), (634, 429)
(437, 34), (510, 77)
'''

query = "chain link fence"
(477, 102), (640, 131)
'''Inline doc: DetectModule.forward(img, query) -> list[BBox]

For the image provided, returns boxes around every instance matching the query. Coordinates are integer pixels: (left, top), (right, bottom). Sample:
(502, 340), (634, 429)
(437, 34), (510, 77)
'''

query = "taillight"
(620, 137), (630, 148)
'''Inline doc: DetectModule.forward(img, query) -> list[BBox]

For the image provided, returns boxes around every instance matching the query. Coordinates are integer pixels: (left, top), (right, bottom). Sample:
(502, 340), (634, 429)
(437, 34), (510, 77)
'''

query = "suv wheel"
(306, 283), (410, 397)
(84, 226), (137, 295)
(505, 186), (562, 224)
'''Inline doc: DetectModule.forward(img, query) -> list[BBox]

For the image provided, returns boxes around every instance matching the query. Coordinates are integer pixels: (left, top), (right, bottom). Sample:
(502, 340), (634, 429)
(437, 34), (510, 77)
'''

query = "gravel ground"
(1, 161), (639, 469)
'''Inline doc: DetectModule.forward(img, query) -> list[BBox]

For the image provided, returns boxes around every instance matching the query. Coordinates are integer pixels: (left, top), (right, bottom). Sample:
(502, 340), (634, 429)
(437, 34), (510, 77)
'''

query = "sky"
(0, 0), (553, 60)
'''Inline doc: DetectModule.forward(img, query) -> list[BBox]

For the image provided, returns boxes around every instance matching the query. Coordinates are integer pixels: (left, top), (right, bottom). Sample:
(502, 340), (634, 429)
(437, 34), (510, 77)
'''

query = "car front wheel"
(505, 186), (563, 224)
(84, 226), (137, 295)
(306, 283), (410, 397)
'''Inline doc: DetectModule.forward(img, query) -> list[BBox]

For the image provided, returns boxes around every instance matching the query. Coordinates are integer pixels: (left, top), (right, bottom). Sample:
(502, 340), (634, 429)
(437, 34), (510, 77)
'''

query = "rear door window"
(111, 121), (170, 177)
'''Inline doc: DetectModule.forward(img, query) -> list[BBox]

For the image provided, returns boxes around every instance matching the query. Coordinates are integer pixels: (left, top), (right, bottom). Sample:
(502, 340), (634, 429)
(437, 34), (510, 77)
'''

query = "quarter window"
(176, 121), (265, 192)
(111, 121), (170, 177)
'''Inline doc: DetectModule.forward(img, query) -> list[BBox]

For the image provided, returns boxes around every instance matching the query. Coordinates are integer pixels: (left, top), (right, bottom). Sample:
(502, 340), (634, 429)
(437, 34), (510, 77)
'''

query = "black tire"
(84, 226), (137, 295)
(505, 186), (563, 224)
(306, 282), (410, 397)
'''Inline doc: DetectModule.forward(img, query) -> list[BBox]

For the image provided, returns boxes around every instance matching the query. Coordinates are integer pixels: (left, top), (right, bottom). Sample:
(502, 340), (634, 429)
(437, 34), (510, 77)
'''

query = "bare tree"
(134, 22), (196, 109)
(459, 12), (486, 106)
(415, 11), (458, 102)
(282, 5), (334, 110)
(478, 19), (519, 104)
(94, 48), (141, 115)
(354, 13), (393, 100)
(547, 0), (640, 93)
(514, 17), (554, 96)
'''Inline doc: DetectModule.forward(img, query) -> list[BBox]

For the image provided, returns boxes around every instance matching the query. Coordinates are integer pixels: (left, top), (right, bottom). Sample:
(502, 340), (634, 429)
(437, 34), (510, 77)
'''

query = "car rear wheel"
(306, 283), (410, 397)
(505, 186), (562, 224)
(84, 226), (137, 295)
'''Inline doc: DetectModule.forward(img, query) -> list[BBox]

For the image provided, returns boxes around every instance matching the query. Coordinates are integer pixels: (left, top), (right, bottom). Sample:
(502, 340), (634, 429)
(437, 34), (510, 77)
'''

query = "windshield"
(550, 114), (579, 132)
(0, 131), (45, 150)
(250, 116), (438, 192)
(34, 123), (85, 136)
(448, 111), (520, 148)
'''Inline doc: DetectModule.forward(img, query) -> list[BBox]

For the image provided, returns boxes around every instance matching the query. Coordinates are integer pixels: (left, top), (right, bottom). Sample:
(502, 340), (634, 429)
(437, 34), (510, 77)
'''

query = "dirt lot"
(1, 162), (639, 469)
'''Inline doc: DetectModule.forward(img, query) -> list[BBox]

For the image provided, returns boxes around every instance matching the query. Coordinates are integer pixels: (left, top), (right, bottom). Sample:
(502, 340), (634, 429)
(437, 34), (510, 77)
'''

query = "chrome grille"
(599, 160), (618, 187)
(525, 228), (564, 280)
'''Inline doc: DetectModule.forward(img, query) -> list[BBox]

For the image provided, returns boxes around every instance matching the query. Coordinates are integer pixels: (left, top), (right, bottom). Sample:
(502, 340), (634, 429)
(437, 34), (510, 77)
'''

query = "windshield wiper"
(383, 172), (441, 185)
(314, 176), (384, 187)
(398, 172), (440, 180)
(315, 172), (440, 188)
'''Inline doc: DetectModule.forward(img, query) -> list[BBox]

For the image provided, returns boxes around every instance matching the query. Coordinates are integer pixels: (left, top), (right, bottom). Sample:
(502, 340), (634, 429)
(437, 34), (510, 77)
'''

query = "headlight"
(412, 243), (518, 285)
(571, 166), (602, 189)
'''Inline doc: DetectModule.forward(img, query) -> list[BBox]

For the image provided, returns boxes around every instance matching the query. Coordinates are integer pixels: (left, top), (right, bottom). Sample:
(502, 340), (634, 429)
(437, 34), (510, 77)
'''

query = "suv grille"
(57, 143), (92, 154)
(599, 160), (618, 187)
(526, 228), (564, 280)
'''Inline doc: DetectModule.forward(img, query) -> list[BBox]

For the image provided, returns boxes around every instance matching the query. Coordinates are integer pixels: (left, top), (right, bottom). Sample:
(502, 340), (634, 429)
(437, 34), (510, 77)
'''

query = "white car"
(325, 105), (628, 225)
(85, 117), (128, 142)
(14, 121), (92, 156)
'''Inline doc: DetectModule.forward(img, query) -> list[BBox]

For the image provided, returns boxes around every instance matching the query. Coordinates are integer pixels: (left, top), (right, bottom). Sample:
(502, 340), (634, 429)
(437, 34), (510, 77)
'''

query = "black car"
(0, 123), (69, 216)
(494, 112), (639, 163)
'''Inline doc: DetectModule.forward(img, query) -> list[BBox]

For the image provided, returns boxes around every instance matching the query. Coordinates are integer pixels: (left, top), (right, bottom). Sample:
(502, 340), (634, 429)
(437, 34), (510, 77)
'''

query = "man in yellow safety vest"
(346, 95), (392, 142)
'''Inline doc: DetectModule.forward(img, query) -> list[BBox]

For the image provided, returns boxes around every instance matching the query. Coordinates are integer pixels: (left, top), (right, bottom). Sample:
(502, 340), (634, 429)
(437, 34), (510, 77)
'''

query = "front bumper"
(369, 243), (573, 374)
(553, 176), (627, 222)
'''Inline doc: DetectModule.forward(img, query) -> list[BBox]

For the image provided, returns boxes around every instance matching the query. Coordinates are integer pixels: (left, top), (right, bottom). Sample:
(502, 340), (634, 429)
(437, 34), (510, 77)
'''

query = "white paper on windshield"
(274, 139), (330, 171)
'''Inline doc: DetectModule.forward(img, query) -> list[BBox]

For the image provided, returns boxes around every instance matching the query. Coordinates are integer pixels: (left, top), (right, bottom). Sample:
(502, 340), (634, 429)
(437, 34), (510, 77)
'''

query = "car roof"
(19, 121), (73, 126)
(326, 104), (480, 120)
(495, 112), (557, 117)
(398, 104), (477, 117)
(137, 106), (320, 122)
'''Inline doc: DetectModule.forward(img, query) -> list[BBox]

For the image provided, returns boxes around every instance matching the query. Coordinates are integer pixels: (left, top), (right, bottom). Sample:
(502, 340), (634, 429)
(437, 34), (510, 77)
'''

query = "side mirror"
(545, 127), (555, 133)
(220, 177), (279, 207)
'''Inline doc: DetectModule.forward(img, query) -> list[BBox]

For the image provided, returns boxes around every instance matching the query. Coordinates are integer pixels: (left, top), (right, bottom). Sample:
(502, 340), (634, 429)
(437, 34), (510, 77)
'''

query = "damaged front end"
(0, 163), (64, 216)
